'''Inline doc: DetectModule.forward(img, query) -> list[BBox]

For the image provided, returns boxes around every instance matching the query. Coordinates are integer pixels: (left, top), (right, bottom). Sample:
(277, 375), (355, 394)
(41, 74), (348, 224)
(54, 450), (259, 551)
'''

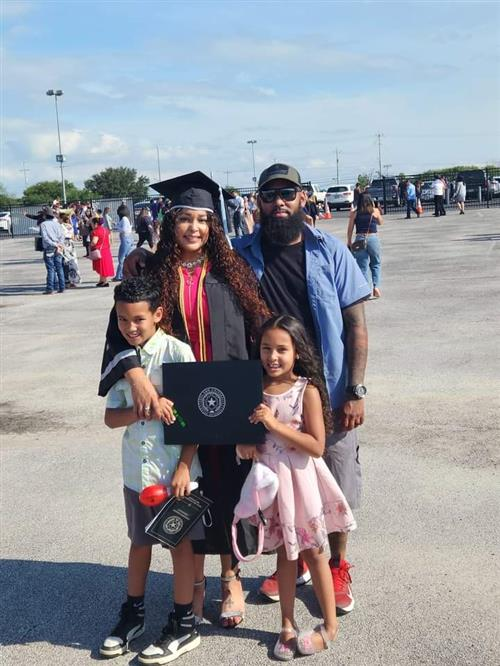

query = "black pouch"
(34, 236), (44, 252)
(351, 238), (368, 252)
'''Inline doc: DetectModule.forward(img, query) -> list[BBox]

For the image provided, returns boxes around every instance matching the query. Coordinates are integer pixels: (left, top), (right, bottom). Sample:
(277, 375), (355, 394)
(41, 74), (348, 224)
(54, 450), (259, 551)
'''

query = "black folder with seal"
(145, 489), (213, 548)
(162, 360), (266, 446)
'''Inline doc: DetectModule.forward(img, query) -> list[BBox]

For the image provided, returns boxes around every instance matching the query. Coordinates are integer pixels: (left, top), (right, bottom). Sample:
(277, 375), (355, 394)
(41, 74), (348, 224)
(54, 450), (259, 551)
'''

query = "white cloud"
(1, 0), (33, 18)
(78, 82), (125, 99)
(89, 133), (128, 155)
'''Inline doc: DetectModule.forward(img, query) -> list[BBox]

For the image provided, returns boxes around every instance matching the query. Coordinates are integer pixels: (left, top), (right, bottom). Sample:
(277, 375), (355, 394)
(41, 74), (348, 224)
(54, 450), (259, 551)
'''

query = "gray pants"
(323, 429), (362, 510)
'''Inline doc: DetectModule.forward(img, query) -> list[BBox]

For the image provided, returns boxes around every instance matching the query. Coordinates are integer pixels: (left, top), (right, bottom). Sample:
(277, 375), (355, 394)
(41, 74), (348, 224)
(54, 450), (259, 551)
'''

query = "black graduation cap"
(151, 171), (232, 213)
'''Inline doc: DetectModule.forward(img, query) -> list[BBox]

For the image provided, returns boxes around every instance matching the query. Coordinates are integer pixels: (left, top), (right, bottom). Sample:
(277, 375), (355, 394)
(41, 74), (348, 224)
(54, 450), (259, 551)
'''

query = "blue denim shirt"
(233, 225), (370, 408)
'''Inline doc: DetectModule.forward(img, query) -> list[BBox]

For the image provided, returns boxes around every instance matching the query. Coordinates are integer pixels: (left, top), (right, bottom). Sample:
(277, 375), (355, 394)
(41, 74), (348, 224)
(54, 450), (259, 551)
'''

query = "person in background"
(90, 216), (115, 287)
(353, 183), (362, 209)
(39, 207), (66, 294)
(230, 190), (248, 237)
(115, 204), (134, 281)
(432, 175), (447, 217)
(136, 208), (154, 249)
(304, 191), (319, 226)
(347, 192), (384, 299)
(103, 207), (114, 232)
(405, 179), (419, 219)
(59, 214), (79, 288)
(80, 212), (93, 257)
(415, 180), (423, 216)
(453, 175), (466, 215)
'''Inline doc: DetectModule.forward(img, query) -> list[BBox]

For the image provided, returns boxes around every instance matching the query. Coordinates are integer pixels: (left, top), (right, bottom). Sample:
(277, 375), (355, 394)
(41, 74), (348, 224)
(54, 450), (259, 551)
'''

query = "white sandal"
(273, 626), (298, 661)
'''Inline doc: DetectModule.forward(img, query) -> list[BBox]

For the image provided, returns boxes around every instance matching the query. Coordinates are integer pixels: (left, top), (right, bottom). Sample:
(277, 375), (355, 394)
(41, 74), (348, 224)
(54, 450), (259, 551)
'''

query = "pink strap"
(231, 520), (264, 562)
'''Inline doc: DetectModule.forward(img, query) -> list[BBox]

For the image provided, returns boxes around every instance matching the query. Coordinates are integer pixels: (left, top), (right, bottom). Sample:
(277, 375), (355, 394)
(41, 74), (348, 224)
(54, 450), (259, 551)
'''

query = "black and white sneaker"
(99, 600), (145, 658)
(138, 612), (200, 664)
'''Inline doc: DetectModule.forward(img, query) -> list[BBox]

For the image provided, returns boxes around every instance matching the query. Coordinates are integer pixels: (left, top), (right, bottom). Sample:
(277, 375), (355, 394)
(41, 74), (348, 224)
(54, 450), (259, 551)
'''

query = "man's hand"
(124, 247), (150, 278)
(236, 444), (259, 461)
(158, 397), (175, 425)
(129, 374), (161, 420)
(171, 462), (191, 498)
(341, 399), (365, 431)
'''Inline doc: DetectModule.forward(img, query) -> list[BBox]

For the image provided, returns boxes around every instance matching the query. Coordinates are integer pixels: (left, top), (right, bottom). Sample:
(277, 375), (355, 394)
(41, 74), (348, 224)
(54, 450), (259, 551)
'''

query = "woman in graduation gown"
(99, 172), (270, 628)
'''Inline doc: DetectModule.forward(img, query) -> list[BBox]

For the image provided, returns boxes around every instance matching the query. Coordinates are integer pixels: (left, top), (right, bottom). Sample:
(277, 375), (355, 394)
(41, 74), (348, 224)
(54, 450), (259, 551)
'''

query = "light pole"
(46, 89), (66, 204)
(156, 144), (162, 181)
(247, 139), (257, 189)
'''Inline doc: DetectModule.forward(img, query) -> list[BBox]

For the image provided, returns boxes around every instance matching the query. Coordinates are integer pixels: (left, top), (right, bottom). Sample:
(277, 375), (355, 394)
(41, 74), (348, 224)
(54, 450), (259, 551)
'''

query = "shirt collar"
(140, 328), (166, 356)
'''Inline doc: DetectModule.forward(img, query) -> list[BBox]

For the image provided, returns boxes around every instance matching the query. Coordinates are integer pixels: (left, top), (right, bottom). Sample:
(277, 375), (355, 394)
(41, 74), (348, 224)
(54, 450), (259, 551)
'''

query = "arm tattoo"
(342, 302), (368, 385)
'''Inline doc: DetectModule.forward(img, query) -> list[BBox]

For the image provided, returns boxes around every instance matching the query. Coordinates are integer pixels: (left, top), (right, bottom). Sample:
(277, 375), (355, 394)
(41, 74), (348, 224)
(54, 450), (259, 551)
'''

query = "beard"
(260, 210), (306, 246)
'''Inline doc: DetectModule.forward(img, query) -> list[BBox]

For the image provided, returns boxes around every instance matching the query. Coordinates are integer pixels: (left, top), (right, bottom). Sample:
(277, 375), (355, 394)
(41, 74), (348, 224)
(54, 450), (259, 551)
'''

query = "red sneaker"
(330, 559), (354, 614)
(259, 559), (312, 602)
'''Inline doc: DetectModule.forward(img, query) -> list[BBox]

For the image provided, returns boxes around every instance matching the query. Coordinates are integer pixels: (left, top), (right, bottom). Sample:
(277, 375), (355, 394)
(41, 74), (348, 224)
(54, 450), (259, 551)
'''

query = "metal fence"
(3, 169), (498, 237)
(5, 196), (136, 237)
(361, 168), (500, 213)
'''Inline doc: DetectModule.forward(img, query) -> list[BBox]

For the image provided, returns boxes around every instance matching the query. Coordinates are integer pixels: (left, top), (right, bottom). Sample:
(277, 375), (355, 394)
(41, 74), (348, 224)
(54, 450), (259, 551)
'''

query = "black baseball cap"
(258, 163), (302, 189)
(151, 171), (232, 212)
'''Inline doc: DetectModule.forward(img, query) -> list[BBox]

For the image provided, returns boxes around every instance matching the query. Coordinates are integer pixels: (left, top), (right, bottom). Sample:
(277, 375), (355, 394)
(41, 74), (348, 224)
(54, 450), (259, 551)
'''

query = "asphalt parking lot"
(1, 207), (499, 665)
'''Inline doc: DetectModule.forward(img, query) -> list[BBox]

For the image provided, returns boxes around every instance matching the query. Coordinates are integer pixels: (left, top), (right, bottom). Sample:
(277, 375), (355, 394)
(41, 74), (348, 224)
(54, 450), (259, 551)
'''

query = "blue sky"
(1, 0), (499, 195)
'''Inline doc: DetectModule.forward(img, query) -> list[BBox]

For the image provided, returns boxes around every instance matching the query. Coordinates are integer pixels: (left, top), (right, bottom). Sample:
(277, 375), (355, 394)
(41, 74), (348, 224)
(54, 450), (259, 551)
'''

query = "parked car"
(366, 177), (400, 206)
(302, 183), (326, 206)
(0, 210), (12, 235)
(420, 180), (434, 202)
(488, 176), (500, 197)
(456, 169), (489, 201)
(326, 184), (354, 211)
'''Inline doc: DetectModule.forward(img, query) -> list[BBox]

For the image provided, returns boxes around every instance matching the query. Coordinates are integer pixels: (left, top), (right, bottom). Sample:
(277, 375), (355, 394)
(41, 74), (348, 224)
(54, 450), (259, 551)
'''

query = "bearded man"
(233, 163), (370, 615)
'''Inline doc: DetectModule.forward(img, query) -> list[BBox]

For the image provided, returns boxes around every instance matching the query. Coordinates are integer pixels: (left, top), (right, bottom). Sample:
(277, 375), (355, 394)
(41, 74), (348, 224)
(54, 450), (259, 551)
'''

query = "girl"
(90, 216), (115, 286)
(238, 315), (356, 659)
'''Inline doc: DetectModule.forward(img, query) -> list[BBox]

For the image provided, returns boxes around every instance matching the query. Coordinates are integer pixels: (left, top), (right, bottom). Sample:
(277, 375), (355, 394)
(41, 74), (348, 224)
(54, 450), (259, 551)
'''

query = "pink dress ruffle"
(257, 377), (356, 561)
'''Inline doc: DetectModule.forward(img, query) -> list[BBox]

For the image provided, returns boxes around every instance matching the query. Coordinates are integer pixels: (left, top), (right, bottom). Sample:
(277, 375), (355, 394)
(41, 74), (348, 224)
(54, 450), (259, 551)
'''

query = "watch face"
(353, 385), (367, 398)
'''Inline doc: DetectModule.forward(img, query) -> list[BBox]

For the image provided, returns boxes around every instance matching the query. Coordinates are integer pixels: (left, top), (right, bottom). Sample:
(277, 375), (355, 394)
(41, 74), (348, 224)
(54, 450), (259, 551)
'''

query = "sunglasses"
(259, 187), (300, 203)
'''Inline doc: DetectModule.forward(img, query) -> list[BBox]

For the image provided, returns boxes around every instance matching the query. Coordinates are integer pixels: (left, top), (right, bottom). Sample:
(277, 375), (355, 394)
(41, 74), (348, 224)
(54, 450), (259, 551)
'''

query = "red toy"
(139, 484), (169, 507)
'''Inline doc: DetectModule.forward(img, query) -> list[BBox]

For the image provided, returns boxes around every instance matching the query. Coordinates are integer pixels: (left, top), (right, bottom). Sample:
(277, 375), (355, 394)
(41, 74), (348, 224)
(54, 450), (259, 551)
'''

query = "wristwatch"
(346, 384), (367, 400)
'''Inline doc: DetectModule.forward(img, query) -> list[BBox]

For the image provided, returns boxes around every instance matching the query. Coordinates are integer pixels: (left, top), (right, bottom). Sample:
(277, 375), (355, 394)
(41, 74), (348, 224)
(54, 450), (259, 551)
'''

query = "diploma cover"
(145, 489), (213, 548)
(162, 359), (266, 446)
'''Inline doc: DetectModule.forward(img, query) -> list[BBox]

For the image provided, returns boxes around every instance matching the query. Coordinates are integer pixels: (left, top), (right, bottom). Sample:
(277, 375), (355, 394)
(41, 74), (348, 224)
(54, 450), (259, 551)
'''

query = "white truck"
(302, 183), (327, 206)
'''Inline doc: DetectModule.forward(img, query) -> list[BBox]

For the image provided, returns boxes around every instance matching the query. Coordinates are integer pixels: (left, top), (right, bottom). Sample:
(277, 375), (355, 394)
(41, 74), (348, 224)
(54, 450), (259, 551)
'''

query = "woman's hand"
(129, 373), (161, 420)
(249, 403), (278, 431)
(171, 462), (191, 497)
(124, 248), (149, 278)
(236, 444), (259, 461)
(158, 396), (176, 425)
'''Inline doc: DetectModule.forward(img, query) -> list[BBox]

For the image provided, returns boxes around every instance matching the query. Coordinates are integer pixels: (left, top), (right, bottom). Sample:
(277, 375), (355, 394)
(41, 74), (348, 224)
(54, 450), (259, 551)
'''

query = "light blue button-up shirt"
(106, 328), (202, 492)
(233, 225), (370, 408)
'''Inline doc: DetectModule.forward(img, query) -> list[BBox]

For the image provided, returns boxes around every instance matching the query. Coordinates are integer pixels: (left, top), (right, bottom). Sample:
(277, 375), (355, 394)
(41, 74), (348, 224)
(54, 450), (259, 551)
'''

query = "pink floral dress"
(258, 377), (356, 561)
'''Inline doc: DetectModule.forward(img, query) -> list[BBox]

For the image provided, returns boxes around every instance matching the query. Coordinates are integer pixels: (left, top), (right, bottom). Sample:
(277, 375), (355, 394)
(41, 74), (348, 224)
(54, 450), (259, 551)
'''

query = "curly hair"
(114, 276), (162, 311)
(255, 315), (333, 434)
(148, 208), (270, 335)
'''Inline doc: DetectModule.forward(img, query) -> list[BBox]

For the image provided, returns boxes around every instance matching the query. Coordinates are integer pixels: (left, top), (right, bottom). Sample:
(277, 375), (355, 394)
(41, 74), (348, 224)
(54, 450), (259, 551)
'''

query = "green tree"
(84, 167), (149, 198)
(0, 183), (18, 207)
(357, 173), (370, 188)
(22, 180), (84, 205)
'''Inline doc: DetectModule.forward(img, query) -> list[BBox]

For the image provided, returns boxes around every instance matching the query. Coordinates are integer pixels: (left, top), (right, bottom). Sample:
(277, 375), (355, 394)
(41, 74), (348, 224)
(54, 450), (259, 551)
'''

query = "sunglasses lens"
(280, 188), (297, 201)
(260, 190), (275, 203)
(260, 188), (298, 203)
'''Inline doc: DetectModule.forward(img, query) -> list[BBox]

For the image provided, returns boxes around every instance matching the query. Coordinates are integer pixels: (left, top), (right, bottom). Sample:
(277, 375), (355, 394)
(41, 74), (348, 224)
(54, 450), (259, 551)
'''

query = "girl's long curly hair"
(148, 208), (270, 335)
(255, 315), (334, 434)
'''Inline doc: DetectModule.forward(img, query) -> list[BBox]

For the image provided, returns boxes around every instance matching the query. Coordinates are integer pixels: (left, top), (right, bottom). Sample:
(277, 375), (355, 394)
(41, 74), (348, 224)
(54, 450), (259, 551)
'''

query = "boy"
(100, 277), (202, 664)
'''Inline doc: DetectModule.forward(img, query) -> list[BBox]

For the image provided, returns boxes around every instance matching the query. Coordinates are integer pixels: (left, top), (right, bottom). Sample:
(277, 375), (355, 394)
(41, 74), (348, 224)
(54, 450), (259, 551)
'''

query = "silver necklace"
(180, 255), (205, 271)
